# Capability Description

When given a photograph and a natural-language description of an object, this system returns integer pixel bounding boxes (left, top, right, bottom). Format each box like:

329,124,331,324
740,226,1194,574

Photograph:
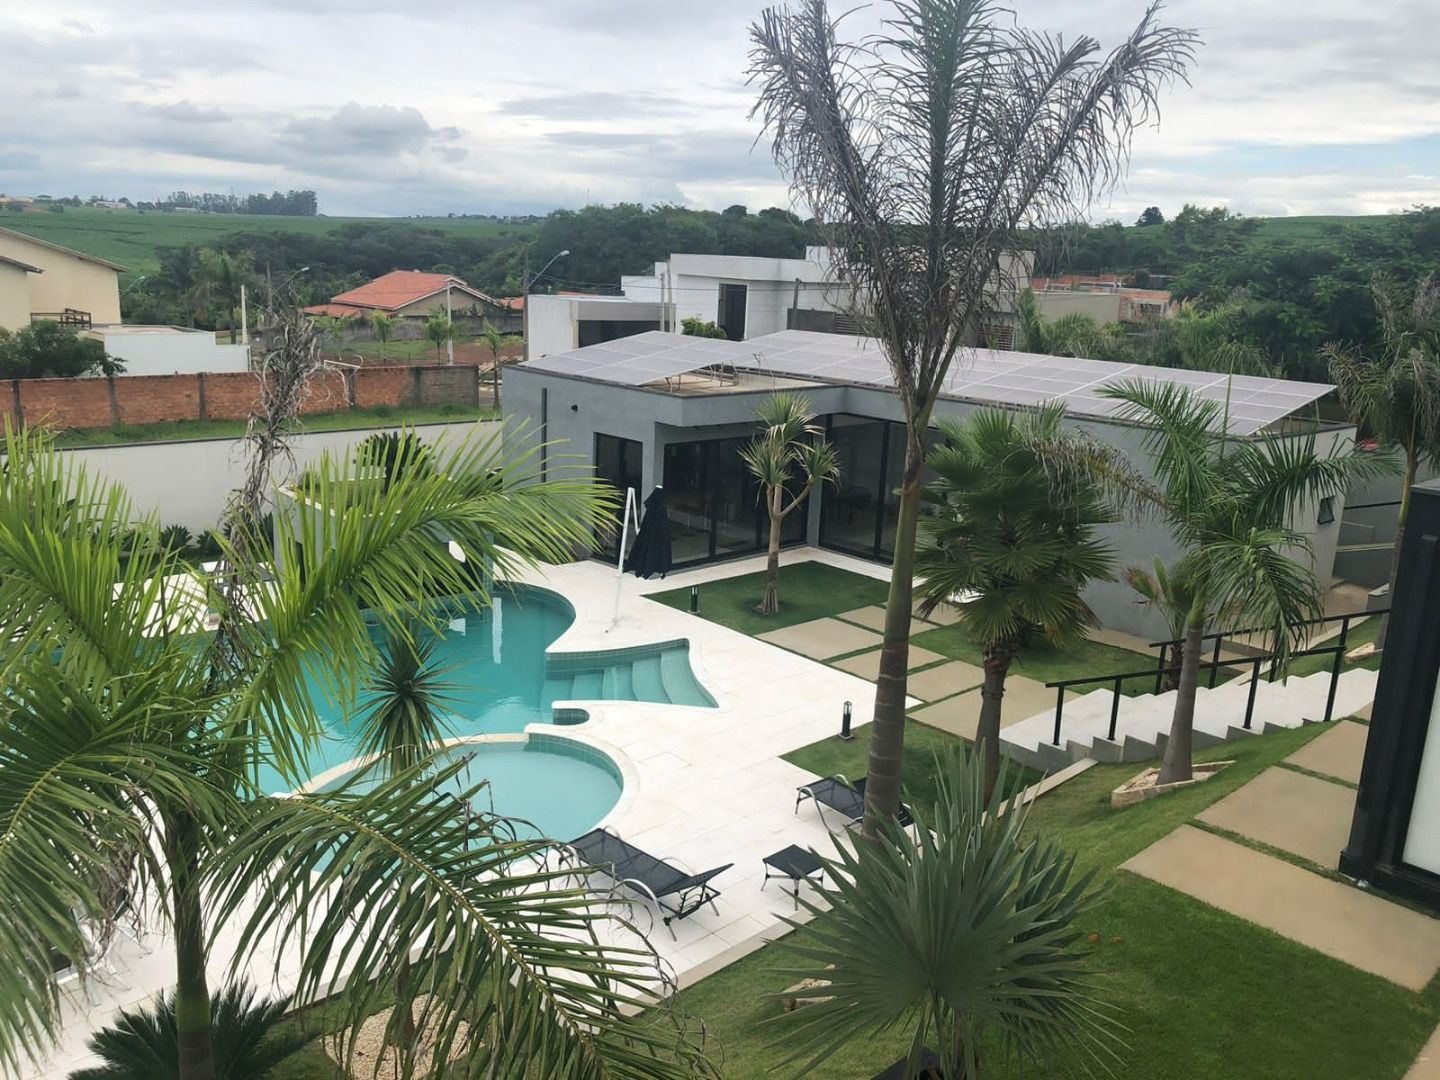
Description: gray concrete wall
61,419,503,532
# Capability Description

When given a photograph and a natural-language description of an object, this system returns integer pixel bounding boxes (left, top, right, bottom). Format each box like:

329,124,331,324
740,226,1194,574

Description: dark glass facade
662,435,806,568
819,413,933,561
593,433,643,560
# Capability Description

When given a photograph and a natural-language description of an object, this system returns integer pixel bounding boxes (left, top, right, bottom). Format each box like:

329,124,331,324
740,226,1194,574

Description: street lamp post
522,249,570,364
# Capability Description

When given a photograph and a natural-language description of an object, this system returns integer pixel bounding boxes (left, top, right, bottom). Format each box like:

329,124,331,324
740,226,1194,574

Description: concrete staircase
1000,667,1380,773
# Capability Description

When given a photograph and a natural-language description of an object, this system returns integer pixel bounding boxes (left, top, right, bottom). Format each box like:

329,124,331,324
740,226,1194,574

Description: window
1318,496,1336,525
717,284,748,341
593,434,643,559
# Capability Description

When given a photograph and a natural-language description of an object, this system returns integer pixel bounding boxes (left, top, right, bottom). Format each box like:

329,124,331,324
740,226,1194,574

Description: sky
1,0,1436,221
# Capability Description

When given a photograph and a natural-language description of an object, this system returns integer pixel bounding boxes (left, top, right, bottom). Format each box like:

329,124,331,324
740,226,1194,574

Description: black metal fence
1042,609,1386,747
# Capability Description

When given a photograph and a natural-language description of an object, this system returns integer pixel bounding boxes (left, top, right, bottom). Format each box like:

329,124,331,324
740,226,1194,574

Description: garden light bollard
690,585,699,613
840,701,853,740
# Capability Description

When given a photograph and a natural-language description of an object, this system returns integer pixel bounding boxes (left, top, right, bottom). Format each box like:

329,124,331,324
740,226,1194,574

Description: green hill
0,207,535,279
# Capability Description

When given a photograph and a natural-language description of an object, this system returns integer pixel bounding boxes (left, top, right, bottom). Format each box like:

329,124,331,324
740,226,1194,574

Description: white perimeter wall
62,419,504,531
98,332,252,375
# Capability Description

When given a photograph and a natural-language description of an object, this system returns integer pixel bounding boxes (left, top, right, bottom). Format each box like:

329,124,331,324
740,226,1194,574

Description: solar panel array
519,329,1333,436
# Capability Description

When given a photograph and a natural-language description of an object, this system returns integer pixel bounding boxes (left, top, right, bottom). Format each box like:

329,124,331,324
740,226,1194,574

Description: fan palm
1098,379,1392,784
749,0,1198,833
1322,273,1440,647
0,420,714,1080
739,393,840,614
70,984,307,1080
771,744,1115,1079
915,405,1130,799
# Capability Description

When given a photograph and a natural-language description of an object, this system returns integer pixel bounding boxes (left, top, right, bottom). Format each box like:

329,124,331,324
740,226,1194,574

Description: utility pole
445,280,454,366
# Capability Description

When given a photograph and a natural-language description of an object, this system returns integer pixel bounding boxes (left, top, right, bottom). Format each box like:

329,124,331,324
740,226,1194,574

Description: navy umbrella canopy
624,486,672,580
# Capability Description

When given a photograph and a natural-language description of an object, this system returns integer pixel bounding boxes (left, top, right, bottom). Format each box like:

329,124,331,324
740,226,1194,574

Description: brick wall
9,364,494,431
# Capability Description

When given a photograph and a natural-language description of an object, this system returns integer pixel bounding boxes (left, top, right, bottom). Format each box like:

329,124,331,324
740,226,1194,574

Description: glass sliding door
661,434,804,567
819,414,888,557
664,441,712,565
593,433,643,560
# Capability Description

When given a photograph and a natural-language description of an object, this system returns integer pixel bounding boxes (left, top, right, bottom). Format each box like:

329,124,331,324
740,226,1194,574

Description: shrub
681,316,728,339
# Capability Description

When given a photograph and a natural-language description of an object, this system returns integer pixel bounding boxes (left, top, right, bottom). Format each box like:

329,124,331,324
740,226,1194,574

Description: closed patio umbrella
624,486,672,580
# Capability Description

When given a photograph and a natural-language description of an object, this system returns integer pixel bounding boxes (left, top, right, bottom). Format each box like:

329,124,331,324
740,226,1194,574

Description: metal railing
31,308,93,329
1042,608,1386,747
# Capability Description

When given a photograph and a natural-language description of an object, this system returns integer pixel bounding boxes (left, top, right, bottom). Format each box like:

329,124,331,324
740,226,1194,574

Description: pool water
258,585,708,836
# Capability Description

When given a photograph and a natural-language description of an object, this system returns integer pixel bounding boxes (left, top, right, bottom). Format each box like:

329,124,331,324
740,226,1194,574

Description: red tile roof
319,270,499,315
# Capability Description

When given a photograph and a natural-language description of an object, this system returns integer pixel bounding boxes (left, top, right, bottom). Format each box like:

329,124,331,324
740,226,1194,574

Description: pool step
658,647,697,705
602,662,635,700
569,671,604,700
630,654,666,703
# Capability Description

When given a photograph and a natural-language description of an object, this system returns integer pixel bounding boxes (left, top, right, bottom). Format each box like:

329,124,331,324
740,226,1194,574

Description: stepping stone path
909,675,1065,741
1123,824,1440,991
757,617,882,661
839,605,935,636
1196,766,1356,867
906,661,985,702
1284,719,1368,785
832,646,946,680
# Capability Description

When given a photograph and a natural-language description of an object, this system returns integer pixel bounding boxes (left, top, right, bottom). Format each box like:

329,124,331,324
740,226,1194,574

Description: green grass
52,403,497,447
1285,615,1384,678
647,560,891,636
913,620,1165,695
1,206,536,278
674,723,1440,1079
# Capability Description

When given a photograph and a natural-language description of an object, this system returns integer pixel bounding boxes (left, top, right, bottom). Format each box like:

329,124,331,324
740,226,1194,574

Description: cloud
281,103,451,159
501,91,698,120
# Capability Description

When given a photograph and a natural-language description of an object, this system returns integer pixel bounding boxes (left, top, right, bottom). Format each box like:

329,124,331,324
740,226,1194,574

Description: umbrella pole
608,486,639,632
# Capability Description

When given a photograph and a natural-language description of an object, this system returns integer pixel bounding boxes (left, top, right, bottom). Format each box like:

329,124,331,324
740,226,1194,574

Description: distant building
304,270,506,323
1029,274,1174,324
0,226,126,330
82,325,251,376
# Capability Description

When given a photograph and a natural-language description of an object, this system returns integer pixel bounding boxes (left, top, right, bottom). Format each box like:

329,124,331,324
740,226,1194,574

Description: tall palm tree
188,249,254,343
739,393,840,614
1098,379,1391,785
749,0,1197,834
481,319,521,408
915,405,1128,799
0,426,712,1078
1323,273,1440,647
1123,558,1197,690
369,311,399,360
772,744,1115,1079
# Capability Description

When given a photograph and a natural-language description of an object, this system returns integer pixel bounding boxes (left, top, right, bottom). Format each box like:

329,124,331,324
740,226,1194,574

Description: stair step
602,662,635,701
631,654,666,702
569,671,603,700
541,677,569,705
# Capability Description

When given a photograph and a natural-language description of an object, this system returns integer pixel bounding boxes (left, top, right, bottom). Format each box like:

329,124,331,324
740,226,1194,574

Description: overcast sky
2,0,1436,221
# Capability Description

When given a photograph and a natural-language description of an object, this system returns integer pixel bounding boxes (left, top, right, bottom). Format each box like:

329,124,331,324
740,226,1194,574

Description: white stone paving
24,548,901,1078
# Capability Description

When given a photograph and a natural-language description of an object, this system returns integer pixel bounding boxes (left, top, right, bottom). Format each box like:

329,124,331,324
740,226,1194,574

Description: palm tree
749,0,1197,834
0,430,711,1072
1123,558,1197,690
772,745,1115,1079
187,249,254,343
425,310,455,364
1323,273,1440,647
369,311,399,360
1098,379,1391,785
739,393,840,614
481,319,521,408
353,626,460,1058
915,405,1128,799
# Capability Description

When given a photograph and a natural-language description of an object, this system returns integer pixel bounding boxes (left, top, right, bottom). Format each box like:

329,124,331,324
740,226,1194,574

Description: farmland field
0,207,538,279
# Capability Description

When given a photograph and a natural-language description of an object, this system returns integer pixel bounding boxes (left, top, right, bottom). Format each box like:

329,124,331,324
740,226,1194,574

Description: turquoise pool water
258,585,710,835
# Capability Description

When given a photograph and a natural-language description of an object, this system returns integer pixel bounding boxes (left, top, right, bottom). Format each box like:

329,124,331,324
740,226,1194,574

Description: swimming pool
259,584,709,835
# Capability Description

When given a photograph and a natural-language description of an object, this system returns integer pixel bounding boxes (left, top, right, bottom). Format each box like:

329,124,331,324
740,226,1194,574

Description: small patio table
761,844,825,909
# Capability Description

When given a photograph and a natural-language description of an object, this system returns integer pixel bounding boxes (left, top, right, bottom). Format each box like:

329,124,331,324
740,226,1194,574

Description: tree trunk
977,649,1012,803
1158,616,1204,785
862,440,925,836
760,486,783,615
169,814,216,1080
492,355,501,409
1375,452,1417,650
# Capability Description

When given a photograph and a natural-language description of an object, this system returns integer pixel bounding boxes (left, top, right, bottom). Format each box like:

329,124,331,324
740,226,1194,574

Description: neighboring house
82,325,251,376
1029,274,1175,324
506,329,1346,639
0,226,125,327
304,270,506,323
0,253,43,331
526,293,666,358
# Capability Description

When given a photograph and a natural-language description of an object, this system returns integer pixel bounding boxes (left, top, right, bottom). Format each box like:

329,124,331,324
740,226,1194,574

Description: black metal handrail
1042,608,1387,748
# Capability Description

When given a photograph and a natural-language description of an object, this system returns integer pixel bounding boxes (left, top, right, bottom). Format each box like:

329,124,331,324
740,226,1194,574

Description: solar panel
518,328,1333,436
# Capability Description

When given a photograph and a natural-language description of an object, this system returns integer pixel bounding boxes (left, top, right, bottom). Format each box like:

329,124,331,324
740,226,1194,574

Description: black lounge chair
795,775,914,830
566,827,733,939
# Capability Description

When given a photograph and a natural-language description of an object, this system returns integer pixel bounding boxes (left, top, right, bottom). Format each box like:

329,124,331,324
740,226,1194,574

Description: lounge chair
795,775,913,830
566,827,733,939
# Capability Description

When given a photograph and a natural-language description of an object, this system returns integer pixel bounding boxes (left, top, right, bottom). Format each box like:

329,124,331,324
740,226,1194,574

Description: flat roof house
504,329,1348,638
0,226,125,328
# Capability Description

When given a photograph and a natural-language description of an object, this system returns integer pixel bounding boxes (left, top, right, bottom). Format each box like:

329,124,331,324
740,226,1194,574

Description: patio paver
904,660,986,703
1407,1023,1440,1079
756,617,883,661
913,601,961,626
840,605,934,635
1285,720,1368,785
909,675,1071,740
832,645,946,680
1122,825,1440,990
1196,766,1354,867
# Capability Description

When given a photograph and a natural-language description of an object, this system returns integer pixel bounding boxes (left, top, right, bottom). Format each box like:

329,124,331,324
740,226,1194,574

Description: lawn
673,722,1440,1079
1285,614,1384,679
913,619,1163,695
2,206,536,278
53,402,497,447
648,560,891,637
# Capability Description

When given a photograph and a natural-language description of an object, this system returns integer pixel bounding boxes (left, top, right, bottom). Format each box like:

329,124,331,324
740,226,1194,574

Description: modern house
504,329,1348,639
526,293,667,358
0,226,126,329
304,270,509,324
